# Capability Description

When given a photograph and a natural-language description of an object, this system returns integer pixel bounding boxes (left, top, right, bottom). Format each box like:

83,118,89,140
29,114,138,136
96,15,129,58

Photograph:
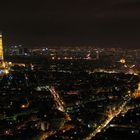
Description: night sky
0,0,140,48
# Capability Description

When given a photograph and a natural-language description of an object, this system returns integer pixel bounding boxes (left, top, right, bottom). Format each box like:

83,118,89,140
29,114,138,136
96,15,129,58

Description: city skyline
1,1,140,140
0,0,140,48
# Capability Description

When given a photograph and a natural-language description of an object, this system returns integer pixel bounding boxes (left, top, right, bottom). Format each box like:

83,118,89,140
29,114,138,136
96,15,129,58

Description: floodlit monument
0,32,9,76
0,32,4,62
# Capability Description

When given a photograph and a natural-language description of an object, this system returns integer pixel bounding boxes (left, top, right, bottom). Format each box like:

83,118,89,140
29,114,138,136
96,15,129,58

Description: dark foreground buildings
0,56,140,140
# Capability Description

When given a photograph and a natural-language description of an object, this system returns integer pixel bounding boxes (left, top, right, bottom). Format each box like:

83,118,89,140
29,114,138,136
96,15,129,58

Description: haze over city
0,1,140,140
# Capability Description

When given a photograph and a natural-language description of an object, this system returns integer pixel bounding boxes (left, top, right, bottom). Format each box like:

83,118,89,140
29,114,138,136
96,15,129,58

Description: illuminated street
85,95,131,140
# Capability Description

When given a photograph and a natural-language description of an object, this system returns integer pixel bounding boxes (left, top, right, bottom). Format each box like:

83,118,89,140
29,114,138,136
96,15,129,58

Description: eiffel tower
0,32,4,63
0,32,9,75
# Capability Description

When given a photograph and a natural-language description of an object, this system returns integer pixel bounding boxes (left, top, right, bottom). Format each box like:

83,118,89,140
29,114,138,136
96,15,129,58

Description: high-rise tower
0,33,4,61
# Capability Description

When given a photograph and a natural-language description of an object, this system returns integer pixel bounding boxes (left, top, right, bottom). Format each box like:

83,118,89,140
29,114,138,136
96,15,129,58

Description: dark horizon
0,0,140,48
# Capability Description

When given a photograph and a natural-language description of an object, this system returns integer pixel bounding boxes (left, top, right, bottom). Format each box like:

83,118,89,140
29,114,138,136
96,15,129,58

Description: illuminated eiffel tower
0,32,9,75
0,32,4,62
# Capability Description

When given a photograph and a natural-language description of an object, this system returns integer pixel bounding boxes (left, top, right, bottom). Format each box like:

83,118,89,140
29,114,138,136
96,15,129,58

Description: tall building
0,32,9,75
0,33,4,61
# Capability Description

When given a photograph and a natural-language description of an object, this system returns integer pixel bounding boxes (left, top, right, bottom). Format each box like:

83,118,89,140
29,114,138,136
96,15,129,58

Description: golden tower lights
0,32,4,61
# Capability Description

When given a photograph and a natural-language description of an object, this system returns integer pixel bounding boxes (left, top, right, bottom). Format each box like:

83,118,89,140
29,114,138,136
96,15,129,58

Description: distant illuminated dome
138,83,140,90
119,58,126,64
